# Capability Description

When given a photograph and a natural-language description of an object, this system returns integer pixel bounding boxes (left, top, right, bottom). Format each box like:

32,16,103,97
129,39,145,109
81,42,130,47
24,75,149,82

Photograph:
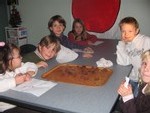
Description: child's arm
15,74,27,84
82,53,93,58
0,78,16,92
23,62,38,77
82,47,94,58
83,47,94,54
0,74,26,92
87,32,98,42
36,61,48,68
68,33,90,46
118,81,137,113
116,41,130,65
118,81,134,102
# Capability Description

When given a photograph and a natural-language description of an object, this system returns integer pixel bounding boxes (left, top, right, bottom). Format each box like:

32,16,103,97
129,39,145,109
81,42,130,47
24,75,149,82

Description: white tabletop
0,39,132,113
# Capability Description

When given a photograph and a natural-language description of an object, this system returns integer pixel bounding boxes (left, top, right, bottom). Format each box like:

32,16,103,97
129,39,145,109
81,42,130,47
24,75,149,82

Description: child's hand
36,61,48,68
26,71,35,77
82,53,93,58
83,47,94,54
25,73,32,81
15,74,26,85
117,81,133,97
87,41,93,45
82,47,94,58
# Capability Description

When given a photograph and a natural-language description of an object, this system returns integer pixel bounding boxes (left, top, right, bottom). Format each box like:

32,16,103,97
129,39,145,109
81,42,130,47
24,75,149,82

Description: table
0,39,132,113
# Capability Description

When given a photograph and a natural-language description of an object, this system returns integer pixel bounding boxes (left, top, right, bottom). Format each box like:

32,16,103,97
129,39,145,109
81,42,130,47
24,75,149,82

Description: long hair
71,18,87,41
2,43,20,73
141,49,150,62
138,49,150,85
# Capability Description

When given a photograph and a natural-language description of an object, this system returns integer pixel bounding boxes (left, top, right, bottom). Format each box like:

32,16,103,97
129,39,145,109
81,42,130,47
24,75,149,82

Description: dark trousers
1,106,42,113
1,106,63,113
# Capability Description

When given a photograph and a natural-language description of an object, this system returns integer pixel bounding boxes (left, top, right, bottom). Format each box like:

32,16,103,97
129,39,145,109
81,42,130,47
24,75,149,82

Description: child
0,43,39,112
0,42,4,73
0,43,38,91
48,15,94,58
116,17,150,96
23,35,61,67
68,18,99,46
117,49,150,113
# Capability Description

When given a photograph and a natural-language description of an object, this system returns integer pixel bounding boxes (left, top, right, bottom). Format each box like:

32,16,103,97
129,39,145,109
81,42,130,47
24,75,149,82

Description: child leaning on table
117,49,150,113
48,15,94,58
116,17,150,96
22,35,61,67
0,43,38,112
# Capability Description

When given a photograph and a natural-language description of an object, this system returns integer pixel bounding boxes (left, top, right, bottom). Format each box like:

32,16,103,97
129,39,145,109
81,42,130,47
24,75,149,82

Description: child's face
120,23,139,42
50,21,65,37
74,22,83,35
141,59,150,83
10,48,22,70
39,43,57,60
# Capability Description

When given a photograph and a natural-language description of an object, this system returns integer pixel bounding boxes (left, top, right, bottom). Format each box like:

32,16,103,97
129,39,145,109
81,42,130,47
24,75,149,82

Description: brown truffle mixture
42,64,113,86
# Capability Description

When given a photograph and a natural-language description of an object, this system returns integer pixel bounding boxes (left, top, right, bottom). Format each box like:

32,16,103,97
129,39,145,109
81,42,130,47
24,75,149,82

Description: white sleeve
116,41,130,65
143,36,150,51
0,78,16,92
23,62,38,77
56,45,78,63
122,94,134,103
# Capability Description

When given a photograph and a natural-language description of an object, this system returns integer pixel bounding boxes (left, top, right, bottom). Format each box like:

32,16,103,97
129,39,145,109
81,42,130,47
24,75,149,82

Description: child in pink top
68,18,99,46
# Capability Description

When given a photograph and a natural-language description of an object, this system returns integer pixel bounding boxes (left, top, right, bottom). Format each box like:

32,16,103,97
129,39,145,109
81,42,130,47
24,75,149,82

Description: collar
126,34,140,45
34,48,45,61
142,84,150,95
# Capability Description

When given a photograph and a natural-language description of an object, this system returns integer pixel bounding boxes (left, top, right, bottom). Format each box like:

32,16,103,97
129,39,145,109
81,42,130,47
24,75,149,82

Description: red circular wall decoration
72,0,121,33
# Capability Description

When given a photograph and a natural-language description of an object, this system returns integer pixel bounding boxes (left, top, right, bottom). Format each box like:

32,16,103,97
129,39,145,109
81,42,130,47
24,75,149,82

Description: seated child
48,15,94,58
0,43,38,112
68,18,99,46
117,49,150,113
23,35,61,67
116,17,150,96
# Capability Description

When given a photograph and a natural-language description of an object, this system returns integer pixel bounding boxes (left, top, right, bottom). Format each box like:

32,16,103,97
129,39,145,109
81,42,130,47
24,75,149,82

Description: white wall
17,0,150,45
120,0,150,36
18,0,72,45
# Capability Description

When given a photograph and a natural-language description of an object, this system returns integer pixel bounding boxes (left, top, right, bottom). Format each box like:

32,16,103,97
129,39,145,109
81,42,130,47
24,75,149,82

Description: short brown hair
119,17,139,29
48,15,66,31
39,35,60,53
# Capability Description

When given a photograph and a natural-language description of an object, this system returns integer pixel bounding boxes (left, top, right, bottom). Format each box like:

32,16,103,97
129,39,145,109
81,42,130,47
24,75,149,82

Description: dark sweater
50,33,84,49
22,51,43,63
120,84,150,113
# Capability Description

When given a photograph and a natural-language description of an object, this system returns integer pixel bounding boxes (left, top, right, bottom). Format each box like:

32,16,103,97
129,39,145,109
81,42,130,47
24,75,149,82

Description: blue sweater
51,33,84,49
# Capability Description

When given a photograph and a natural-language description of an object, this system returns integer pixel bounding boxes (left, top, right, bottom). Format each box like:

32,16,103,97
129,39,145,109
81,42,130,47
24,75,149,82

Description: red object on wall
72,0,121,33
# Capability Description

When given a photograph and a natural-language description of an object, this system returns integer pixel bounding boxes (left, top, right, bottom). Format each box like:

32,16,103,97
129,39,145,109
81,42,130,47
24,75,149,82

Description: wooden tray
42,64,113,86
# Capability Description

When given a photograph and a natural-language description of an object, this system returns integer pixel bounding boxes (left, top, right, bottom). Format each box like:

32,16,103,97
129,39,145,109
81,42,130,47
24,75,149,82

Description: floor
1,107,42,113
1,106,64,113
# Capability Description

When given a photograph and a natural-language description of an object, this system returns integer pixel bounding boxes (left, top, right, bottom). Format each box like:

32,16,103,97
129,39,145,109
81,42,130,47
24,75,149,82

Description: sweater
120,84,150,113
22,49,44,63
0,62,38,111
116,34,150,82
51,33,84,49
68,32,98,46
